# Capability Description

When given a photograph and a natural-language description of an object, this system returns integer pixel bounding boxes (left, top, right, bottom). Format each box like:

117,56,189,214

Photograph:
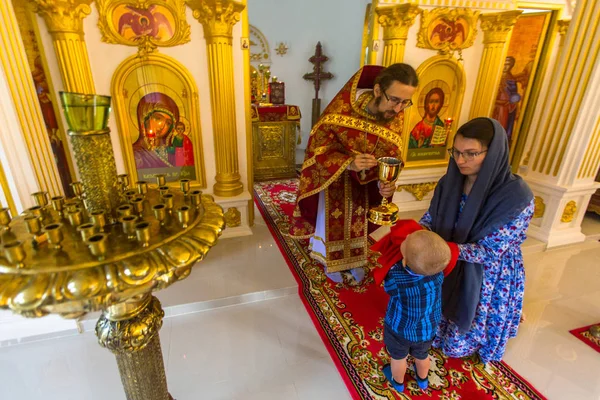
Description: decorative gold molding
417,8,480,54
187,0,244,40
188,0,246,197
0,0,64,196
224,207,241,227
95,0,191,49
377,0,514,9
533,196,545,218
397,182,437,200
29,0,93,33
376,3,420,65
30,0,95,94
560,200,577,222
479,10,522,44
557,18,570,35
468,10,521,119
111,52,207,188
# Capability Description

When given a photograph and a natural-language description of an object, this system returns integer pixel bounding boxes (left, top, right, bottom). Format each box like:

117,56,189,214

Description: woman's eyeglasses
383,90,413,109
447,148,488,161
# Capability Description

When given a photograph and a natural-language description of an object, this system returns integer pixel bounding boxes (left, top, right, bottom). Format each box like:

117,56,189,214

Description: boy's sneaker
382,364,404,392
415,373,429,390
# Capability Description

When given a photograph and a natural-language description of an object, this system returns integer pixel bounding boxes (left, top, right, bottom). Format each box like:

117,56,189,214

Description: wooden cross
303,42,333,127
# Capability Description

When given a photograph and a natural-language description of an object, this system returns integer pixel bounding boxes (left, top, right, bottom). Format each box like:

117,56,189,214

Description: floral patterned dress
420,194,535,363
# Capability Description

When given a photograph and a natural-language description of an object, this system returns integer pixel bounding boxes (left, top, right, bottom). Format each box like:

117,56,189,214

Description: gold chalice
367,157,404,226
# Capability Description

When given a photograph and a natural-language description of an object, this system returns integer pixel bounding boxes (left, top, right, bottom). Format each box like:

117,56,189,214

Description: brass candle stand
0,93,225,400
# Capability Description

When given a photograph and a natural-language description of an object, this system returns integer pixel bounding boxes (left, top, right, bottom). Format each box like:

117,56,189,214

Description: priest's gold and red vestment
289,66,405,273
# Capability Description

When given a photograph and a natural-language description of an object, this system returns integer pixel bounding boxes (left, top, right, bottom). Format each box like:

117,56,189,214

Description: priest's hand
348,154,378,172
378,181,396,198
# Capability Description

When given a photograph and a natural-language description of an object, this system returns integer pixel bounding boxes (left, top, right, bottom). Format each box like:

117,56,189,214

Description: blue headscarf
427,117,533,333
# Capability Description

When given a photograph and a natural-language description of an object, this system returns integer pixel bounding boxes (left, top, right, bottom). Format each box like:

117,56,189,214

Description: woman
420,117,534,363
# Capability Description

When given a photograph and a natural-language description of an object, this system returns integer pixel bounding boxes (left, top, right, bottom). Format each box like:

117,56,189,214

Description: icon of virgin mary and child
132,92,194,175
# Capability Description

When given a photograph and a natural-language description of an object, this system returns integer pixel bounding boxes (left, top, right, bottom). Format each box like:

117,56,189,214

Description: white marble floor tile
156,209,297,308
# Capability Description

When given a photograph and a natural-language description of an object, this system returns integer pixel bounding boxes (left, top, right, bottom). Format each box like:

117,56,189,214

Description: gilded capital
376,4,420,40
557,19,571,36
479,10,522,44
29,0,93,34
96,296,164,354
187,0,245,39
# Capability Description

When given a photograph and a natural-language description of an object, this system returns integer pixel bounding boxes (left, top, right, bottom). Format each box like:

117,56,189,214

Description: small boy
371,221,458,392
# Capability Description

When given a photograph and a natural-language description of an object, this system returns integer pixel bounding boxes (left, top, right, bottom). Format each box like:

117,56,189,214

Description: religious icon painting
112,53,206,187
417,8,480,54
402,55,466,168
493,12,552,156
96,0,191,48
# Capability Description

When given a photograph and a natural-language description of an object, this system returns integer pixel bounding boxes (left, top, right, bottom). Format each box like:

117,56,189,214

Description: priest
289,63,418,283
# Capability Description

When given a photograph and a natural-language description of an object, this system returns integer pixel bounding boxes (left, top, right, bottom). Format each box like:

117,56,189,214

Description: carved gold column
96,295,171,400
468,10,522,119
376,4,420,66
188,0,245,197
30,0,95,94
0,0,63,196
523,0,600,247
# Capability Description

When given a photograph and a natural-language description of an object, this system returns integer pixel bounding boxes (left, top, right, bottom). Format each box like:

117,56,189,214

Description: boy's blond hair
403,230,450,276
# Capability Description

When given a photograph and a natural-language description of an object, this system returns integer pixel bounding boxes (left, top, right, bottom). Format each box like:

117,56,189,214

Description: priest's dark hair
375,63,419,91
455,117,495,148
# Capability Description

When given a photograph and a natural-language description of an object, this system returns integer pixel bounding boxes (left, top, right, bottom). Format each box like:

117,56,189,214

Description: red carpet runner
255,179,546,400
569,323,600,353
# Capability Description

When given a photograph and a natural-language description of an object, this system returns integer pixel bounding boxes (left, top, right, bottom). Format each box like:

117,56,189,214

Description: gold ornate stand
97,295,171,400
0,93,225,400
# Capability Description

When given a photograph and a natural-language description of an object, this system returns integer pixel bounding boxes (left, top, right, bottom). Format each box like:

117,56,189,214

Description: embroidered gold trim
296,159,354,203
310,114,403,150
352,91,376,120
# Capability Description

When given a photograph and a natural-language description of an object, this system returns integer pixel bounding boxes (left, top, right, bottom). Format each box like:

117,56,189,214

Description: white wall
248,0,371,163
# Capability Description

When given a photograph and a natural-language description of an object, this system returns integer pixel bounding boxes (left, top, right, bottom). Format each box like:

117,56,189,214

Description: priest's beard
372,96,398,123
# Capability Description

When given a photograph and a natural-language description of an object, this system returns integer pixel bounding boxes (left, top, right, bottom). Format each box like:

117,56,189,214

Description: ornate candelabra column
521,0,600,249
187,0,245,197
468,10,522,119
0,93,225,400
376,4,420,66
0,0,63,198
29,0,95,94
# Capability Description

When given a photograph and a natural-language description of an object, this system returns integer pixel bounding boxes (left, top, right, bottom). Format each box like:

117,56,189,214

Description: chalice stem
381,197,388,207
96,295,173,400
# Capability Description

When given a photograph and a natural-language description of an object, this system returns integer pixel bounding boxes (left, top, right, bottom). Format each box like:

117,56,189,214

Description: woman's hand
378,181,396,197
348,154,378,172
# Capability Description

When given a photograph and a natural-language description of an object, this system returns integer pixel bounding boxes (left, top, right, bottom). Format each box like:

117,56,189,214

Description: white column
0,60,40,213
523,0,600,247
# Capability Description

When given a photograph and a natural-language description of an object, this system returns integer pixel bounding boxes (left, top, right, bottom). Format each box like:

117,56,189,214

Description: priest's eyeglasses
448,148,488,161
383,90,413,109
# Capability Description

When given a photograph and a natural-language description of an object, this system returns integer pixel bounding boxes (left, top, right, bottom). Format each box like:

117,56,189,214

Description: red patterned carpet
254,179,546,400
569,323,600,353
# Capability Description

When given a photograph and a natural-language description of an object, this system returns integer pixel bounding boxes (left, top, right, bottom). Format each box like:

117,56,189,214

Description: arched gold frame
111,52,207,187
402,54,466,169
96,0,191,47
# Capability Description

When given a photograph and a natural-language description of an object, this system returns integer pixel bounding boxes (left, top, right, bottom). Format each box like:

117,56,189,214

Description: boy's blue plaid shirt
383,261,443,342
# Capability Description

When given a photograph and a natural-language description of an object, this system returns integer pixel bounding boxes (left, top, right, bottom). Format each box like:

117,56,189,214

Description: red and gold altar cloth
250,104,301,122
